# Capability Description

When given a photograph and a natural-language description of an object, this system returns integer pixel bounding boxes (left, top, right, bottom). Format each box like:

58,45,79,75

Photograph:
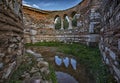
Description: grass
25,41,63,47
9,53,36,83
25,42,116,83
9,53,57,83
49,65,58,83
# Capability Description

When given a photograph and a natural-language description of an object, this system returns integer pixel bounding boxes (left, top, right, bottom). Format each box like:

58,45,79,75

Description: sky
23,0,82,11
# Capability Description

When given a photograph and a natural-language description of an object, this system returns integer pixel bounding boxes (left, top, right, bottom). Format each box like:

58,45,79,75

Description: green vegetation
25,42,115,83
55,17,69,30
72,16,77,27
9,53,57,83
63,18,69,29
49,65,58,83
9,53,37,83
55,17,61,30
25,41,63,47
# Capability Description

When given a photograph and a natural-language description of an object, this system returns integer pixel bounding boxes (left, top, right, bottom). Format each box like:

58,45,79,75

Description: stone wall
23,0,101,46
0,0,23,82
99,0,120,82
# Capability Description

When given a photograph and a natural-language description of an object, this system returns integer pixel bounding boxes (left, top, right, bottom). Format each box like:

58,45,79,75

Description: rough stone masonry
0,0,24,82
99,0,120,82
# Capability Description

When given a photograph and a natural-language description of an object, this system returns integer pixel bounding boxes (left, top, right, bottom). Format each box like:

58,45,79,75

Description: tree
55,17,61,30
63,18,69,29
72,16,77,27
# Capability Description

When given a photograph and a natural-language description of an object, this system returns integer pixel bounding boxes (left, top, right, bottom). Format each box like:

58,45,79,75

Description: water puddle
63,57,69,68
28,47,95,83
55,56,77,70
70,58,77,70
54,55,78,83
56,71,78,83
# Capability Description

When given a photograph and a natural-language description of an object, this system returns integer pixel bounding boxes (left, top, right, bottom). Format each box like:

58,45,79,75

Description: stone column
76,14,81,27
77,21,82,27
61,18,64,30
68,17,72,29
30,28,37,44
0,0,23,82
89,22,94,33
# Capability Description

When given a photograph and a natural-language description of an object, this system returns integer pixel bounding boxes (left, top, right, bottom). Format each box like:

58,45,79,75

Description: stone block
2,61,16,79
37,61,49,68
14,0,20,15
0,63,3,69
118,39,120,50
113,65,120,79
109,50,116,60
0,0,23,82
0,0,2,4
0,53,5,57
105,58,110,65
30,30,37,36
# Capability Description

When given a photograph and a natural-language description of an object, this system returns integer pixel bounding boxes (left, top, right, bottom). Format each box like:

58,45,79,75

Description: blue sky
23,0,82,10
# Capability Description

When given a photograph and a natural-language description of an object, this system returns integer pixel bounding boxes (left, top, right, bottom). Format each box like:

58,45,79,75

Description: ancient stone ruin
23,0,101,46
0,0,120,82
0,0,24,82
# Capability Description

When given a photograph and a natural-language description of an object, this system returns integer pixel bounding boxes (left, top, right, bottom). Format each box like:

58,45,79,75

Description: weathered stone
0,63,3,69
36,58,44,62
113,65,120,79
0,0,2,4
40,67,49,75
0,0,23,82
4,56,11,63
16,36,21,41
7,48,12,54
26,50,42,58
21,72,30,79
114,61,119,66
30,67,39,73
37,61,49,68
2,61,16,79
118,39,120,50
14,0,20,15
30,29,37,36
32,72,42,77
9,44,15,48
105,58,109,65
99,0,120,82
0,0,119,82
12,37,18,42
109,50,116,60
23,0,100,45
17,50,22,56
43,80,49,83
0,53,5,57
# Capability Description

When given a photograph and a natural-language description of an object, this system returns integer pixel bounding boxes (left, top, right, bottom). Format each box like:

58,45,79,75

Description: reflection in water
63,57,69,68
56,71,78,83
54,56,77,70
70,58,77,70
55,56,62,66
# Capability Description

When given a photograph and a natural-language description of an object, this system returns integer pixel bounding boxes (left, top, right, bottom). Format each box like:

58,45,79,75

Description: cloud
23,4,32,7
22,0,28,4
23,3,32,7
22,0,32,7
32,4,40,9
22,0,40,9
